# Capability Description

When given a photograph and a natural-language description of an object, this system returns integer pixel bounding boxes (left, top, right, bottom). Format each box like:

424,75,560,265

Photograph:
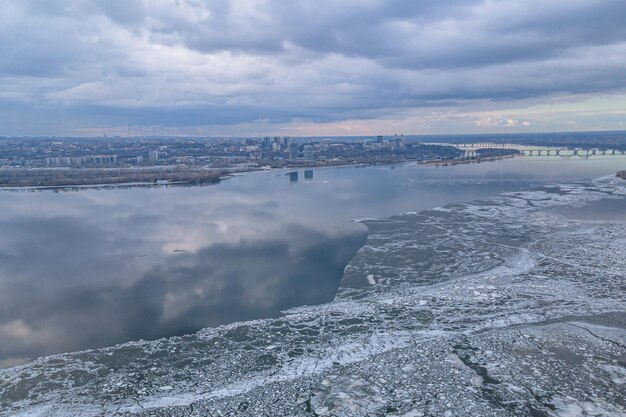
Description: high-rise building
90,155,117,165
303,145,314,161
148,150,159,161
289,143,299,160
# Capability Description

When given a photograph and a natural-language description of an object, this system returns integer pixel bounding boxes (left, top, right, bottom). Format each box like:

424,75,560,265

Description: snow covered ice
1,176,625,416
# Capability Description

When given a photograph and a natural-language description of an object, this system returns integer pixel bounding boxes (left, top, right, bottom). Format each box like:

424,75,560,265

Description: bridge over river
444,143,626,158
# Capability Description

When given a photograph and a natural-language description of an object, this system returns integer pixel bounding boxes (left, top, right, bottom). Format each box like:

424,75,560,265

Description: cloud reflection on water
0,215,365,359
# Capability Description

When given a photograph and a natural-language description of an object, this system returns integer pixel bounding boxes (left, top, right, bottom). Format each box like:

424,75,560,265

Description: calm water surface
0,156,624,363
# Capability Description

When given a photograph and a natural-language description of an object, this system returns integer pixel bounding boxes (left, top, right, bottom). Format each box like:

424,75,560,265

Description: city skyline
2,0,626,137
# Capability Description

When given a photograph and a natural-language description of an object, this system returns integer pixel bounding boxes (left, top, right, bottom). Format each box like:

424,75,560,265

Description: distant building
148,150,159,161
70,156,84,167
303,145,314,161
46,156,84,167
289,143,299,160
90,155,117,165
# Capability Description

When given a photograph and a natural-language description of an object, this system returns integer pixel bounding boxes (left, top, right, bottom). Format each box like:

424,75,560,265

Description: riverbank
0,157,457,190
0,166,231,189
4,149,600,190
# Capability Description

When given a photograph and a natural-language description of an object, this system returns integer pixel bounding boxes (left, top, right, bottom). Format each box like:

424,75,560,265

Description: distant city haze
1,0,626,136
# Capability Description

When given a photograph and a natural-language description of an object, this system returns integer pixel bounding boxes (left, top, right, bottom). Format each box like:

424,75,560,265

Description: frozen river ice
1,174,624,416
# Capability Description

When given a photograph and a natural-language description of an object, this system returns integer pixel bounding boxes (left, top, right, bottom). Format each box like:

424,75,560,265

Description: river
0,155,624,364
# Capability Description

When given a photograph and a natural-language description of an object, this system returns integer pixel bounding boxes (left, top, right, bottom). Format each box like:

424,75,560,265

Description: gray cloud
1,0,625,134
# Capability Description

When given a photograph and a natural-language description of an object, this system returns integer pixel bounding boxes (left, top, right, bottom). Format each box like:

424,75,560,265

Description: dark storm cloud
0,0,625,133
107,0,626,69
143,1,472,56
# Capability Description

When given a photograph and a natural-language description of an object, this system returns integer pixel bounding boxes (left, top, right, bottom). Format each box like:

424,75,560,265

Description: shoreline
0,154,519,191
0,167,230,191
0,176,231,192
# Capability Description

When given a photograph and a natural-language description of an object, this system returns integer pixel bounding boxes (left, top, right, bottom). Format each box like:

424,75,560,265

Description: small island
618,170,626,179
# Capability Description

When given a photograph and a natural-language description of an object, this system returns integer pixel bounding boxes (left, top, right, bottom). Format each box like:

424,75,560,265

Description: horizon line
2,129,626,140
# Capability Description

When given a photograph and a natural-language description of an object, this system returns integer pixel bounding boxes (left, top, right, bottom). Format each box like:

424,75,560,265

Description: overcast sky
2,0,626,137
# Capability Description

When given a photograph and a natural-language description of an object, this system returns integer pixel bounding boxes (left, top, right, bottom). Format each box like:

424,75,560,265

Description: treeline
617,170,626,180
0,167,229,188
